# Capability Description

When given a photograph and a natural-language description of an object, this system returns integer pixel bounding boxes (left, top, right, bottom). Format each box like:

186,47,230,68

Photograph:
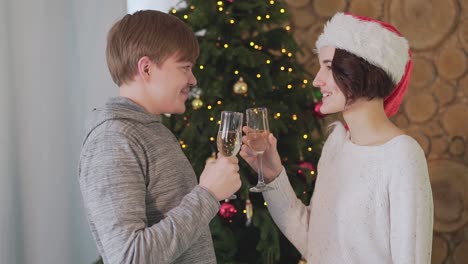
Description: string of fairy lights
171,0,319,170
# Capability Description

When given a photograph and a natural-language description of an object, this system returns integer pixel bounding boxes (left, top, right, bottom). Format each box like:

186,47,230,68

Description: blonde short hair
106,10,199,86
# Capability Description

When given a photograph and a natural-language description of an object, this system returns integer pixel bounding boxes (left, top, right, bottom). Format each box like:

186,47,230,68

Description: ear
137,56,152,82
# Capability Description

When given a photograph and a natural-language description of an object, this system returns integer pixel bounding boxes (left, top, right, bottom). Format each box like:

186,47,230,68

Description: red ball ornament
297,161,316,178
219,202,237,219
313,102,325,118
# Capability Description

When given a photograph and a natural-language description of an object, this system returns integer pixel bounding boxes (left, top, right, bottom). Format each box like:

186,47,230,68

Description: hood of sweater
83,96,162,144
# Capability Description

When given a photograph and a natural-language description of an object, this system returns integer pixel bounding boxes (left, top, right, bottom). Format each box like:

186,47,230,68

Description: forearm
263,167,310,256
85,185,219,264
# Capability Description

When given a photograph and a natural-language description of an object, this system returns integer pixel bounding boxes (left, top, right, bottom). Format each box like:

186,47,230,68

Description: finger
241,135,248,144
243,126,252,134
268,133,277,147
240,145,256,157
228,156,239,164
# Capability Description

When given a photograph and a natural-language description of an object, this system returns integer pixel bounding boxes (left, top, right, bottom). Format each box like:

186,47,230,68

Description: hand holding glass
217,111,243,199
246,107,271,192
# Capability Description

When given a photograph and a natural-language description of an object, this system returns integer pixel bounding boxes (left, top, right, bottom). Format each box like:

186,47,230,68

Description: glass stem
257,153,265,185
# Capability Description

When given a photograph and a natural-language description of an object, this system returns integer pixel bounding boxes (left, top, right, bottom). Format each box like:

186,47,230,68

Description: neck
342,99,401,146
119,81,156,114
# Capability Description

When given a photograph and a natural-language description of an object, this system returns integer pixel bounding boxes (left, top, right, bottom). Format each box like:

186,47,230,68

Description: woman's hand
239,126,283,183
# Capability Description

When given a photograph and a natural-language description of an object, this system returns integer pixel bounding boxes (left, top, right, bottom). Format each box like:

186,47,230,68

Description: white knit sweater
263,123,433,263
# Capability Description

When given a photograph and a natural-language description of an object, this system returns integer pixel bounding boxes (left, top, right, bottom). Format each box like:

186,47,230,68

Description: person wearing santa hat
240,12,433,263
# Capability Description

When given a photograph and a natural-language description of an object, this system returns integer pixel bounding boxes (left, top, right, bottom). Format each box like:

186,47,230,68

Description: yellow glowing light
288,53,292,57
288,68,293,72
287,84,293,89
171,9,177,14
190,5,195,10
229,19,235,24
292,114,298,120
270,0,275,4
303,134,308,139
199,65,204,70
266,59,271,64
217,100,222,105
179,140,184,144
265,14,270,19
210,137,215,141
217,121,221,125
311,171,315,175
183,15,189,19
234,70,239,74
243,210,247,213
182,144,187,149
207,105,212,109
217,1,223,6
303,79,308,84
280,8,285,13
256,74,261,78
254,45,259,49
276,113,281,117
224,43,229,48
210,117,214,121
308,147,313,152
218,7,223,11
257,16,262,21
264,202,268,206
280,66,285,71
285,25,291,31
281,48,286,53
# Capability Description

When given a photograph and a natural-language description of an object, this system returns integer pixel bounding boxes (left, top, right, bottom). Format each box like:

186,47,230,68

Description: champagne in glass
217,111,243,199
246,107,271,192
217,131,241,157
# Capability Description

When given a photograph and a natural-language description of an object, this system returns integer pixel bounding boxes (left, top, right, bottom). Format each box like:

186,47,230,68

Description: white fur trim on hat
316,13,409,84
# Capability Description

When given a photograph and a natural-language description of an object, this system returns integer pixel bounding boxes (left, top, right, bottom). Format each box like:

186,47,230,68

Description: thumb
268,133,277,148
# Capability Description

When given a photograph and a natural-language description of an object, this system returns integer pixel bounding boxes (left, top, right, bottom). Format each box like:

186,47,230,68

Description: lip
321,90,332,100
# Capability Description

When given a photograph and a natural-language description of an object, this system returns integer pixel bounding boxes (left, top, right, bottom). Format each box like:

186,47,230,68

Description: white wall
127,0,185,13
0,0,126,263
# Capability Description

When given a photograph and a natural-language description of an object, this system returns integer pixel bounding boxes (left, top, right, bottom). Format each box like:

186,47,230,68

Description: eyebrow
322,59,332,64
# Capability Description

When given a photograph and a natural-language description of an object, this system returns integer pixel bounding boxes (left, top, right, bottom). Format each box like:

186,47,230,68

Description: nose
312,70,325,88
188,71,197,87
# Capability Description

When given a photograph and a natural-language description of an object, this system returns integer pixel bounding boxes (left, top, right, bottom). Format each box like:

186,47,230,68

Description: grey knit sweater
78,97,219,264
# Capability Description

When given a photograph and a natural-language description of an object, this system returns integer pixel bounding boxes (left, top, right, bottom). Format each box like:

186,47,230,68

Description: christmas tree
164,1,325,263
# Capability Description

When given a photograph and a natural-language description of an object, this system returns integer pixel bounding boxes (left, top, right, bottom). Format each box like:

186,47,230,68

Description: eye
181,65,192,72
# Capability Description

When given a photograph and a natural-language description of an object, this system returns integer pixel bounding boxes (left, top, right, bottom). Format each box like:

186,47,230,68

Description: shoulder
386,135,430,184
385,135,426,161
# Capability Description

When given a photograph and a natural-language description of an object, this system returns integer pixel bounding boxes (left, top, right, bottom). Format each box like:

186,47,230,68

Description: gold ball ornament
191,98,204,110
233,77,248,95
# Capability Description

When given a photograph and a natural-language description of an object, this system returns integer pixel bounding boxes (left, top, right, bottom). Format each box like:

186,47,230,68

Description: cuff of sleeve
263,167,298,204
194,185,220,219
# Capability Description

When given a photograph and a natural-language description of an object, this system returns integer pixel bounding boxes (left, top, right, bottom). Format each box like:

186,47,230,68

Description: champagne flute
246,107,271,192
217,111,243,199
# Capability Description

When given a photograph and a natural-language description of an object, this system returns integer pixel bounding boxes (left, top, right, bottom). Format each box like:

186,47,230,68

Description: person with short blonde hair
79,10,241,264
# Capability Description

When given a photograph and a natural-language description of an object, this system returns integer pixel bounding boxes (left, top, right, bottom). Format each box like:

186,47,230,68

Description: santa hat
315,12,413,117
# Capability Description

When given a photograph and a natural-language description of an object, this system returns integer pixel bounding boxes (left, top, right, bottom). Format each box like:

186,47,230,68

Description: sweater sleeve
388,140,433,264
78,131,219,264
262,167,310,256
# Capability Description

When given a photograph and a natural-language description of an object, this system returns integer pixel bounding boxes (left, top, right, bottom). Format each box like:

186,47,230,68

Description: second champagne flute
246,107,271,192
217,111,243,199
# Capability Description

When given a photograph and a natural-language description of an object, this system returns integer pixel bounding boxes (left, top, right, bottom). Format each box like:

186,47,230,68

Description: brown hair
106,10,199,86
331,48,395,104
